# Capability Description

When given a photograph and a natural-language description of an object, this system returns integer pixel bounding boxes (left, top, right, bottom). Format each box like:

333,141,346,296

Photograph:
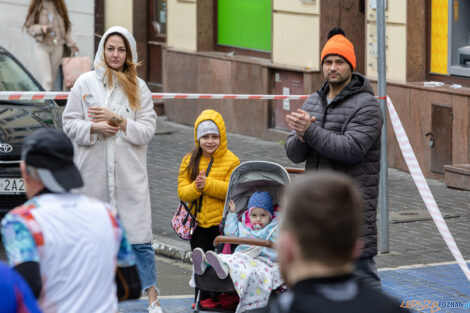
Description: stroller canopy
223,161,290,216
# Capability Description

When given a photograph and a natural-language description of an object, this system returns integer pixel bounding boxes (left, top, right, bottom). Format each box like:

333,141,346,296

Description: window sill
369,78,470,97
426,73,470,88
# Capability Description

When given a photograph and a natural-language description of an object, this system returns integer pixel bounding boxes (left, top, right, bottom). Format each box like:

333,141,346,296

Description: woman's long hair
104,32,141,111
186,146,203,181
24,0,71,33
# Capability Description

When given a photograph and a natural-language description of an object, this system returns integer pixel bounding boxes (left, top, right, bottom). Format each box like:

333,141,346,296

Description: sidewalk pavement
120,261,470,313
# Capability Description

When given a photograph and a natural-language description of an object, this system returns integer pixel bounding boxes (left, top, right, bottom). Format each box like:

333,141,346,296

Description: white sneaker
205,251,229,279
192,248,207,275
148,300,164,313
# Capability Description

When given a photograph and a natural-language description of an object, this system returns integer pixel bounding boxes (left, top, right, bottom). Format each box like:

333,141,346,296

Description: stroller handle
285,167,305,174
213,236,274,248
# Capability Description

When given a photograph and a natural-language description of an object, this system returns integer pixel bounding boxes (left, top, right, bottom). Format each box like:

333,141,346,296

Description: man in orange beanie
284,28,383,289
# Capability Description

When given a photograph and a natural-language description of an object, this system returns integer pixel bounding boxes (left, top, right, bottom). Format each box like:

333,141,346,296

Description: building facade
93,0,470,182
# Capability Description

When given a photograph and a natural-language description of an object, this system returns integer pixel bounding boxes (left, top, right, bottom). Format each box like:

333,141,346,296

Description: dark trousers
354,257,382,290
190,225,220,252
190,225,221,301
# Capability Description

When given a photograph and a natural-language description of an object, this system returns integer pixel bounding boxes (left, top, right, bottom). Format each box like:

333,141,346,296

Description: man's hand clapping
285,109,316,142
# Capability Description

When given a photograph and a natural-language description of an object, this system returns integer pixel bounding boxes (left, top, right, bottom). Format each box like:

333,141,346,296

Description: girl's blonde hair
24,0,71,33
104,32,141,111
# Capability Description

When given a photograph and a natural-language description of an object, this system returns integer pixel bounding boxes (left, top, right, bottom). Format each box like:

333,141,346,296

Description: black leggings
190,225,221,301
190,225,221,252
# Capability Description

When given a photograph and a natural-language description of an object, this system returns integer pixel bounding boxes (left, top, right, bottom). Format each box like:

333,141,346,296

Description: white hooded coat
62,26,157,244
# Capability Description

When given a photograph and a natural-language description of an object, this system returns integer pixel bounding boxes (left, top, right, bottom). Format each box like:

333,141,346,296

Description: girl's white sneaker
205,251,229,279
192,248,207,275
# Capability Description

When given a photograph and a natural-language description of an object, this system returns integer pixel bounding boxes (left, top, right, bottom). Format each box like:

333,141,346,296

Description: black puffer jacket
285,73,383,258
263,275,409,313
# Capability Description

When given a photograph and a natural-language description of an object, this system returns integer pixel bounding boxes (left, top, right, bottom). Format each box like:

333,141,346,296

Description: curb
152,234,192,264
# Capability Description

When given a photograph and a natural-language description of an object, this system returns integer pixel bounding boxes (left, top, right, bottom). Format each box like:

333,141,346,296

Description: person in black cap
20,127,84,196
1,128,141,313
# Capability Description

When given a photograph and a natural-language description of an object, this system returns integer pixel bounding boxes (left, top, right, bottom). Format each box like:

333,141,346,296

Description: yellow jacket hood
193,110,227,159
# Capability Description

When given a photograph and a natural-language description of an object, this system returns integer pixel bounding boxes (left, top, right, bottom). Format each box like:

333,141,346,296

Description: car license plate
0,178,25,194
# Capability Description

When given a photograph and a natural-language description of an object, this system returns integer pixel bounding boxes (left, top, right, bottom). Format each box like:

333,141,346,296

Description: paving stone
118,263,470,312
380,263,470,313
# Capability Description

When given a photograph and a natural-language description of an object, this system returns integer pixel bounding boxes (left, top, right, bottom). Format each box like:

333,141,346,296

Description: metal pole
377,0,389,253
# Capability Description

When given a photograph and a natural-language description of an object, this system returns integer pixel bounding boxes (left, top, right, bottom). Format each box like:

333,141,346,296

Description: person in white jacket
23,0,79,90
62,26,162,313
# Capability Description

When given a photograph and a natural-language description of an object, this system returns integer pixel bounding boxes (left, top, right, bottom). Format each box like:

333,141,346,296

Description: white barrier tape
386,96,470,281
0,91,310,101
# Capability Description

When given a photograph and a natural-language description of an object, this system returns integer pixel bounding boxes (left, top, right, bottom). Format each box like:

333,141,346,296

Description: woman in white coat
62,26,162,313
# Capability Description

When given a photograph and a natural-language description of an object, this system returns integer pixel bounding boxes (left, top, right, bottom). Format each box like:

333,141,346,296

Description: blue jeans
132,243,159,293
354,257,382,290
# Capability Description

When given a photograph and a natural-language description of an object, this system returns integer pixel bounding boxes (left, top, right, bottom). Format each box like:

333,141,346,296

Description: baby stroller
193,161,290,313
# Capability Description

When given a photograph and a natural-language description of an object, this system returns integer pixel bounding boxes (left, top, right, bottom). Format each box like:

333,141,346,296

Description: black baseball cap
21,128,83,192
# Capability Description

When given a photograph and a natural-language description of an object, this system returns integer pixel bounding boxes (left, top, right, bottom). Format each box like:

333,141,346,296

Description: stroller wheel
206,251,229,279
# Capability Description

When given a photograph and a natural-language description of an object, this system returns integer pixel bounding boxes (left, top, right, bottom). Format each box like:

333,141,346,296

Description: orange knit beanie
321,28,356,70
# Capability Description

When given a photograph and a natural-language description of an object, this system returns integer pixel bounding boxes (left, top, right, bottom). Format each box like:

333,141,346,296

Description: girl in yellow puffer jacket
178,109,240,254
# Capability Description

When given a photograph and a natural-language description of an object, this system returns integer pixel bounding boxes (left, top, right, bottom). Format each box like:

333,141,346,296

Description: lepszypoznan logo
0,143,13,153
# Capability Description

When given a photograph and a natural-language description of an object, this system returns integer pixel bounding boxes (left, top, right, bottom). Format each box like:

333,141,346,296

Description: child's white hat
197,120,219,141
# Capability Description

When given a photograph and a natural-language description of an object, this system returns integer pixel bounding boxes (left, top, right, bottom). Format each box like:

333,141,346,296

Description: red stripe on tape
55,94,68,100
8,94,21,100
32,94,45,100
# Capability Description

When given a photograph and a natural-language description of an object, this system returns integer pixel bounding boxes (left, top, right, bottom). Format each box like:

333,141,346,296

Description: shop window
146,0,167,91
429,0,470,78
216,0,271,58
448,0,470,77
151,0,167,36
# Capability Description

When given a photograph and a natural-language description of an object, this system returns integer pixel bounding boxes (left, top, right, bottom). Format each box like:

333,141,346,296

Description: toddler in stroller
192,191,283,312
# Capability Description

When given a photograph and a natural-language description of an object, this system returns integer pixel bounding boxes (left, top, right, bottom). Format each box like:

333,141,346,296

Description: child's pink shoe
192,248,207,275
205,251,229,279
